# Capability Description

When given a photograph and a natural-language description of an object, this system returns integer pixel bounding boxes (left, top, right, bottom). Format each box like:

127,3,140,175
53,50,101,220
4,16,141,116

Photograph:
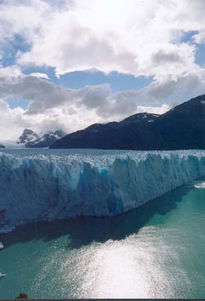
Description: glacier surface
1,149,205,233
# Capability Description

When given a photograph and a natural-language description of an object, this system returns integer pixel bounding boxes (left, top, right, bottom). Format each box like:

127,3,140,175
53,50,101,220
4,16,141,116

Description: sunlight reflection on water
57,226,186,298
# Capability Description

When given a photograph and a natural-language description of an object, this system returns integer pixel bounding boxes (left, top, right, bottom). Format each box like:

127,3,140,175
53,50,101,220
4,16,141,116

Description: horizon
1,0,205,140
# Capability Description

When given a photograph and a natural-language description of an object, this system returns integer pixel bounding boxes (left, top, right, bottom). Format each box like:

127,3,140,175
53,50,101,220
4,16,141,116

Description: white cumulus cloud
0,0,204,78
0,0,205,140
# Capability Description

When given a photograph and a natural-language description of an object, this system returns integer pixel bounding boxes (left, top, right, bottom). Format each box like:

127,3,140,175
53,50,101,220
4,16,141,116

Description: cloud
0,65,22,78
0,70,112,114
0,66,204,141
0,70,113,138
0,99,27,140
0,0,49,54
1,0,205,140
146,71,205,102
0,0,205,78
28,72,49,79
152,51,183,65
94,70,205,119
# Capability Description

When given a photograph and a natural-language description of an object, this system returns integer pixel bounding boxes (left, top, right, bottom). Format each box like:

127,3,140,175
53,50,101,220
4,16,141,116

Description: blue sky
1,0,205,140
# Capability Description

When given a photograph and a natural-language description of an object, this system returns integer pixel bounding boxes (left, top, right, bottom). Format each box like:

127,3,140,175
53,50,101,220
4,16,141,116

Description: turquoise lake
1,178,205,298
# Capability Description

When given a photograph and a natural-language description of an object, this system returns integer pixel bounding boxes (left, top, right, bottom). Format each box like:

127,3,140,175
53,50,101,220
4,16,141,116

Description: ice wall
1,150,205,233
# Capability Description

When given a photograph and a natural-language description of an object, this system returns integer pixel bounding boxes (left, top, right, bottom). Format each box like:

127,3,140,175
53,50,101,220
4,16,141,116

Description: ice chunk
193,181,205,188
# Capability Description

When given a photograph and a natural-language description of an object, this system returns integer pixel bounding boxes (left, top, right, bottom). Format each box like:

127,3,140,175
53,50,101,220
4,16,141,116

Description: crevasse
1,149,205,233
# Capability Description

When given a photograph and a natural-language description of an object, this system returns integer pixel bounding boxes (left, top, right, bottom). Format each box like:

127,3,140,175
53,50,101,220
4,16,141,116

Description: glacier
1,149,205,233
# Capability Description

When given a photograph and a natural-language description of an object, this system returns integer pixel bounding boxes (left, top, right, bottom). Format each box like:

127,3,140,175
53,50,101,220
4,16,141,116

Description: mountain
50,94,205,150
17,129,66,148
17,129,39,146
51,112,159,149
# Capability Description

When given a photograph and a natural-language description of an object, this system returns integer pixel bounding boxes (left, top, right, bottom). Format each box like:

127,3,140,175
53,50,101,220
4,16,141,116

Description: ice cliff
1,149,205,233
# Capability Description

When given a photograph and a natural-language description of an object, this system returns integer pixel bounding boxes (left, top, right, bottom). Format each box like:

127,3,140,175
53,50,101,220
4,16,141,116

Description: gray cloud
1,71,205,121
0,67,205,140
152,50,184,65
147,73,205,102
0,74,112,114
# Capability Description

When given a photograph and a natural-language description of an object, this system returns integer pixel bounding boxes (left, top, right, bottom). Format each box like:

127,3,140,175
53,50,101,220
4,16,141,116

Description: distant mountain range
17,129,66,148
51,94,205,150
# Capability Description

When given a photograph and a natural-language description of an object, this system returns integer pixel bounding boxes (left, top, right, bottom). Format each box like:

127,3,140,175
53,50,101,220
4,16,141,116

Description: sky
1,0,205,140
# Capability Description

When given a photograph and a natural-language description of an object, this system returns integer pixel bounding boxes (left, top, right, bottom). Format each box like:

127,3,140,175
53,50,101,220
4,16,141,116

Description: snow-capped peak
17,129,66,148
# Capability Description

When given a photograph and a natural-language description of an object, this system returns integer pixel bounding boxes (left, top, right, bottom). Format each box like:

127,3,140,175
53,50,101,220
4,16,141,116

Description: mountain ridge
51,94,205,150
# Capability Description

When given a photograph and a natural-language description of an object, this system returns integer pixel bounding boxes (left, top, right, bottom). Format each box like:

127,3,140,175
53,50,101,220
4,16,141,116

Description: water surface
1,178,205,298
